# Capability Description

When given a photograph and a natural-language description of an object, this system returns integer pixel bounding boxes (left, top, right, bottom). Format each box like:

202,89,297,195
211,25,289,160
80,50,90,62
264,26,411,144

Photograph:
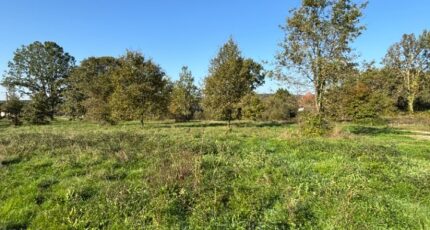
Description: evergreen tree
2,92,24,126
23,92,50,124
203,38,265,126
169,66,200,121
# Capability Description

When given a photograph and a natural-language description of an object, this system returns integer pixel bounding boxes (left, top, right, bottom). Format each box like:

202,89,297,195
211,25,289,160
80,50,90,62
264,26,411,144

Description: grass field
0,119,429,229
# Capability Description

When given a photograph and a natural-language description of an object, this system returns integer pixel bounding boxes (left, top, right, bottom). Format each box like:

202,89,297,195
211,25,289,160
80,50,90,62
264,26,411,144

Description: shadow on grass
146,121,293,129
349,126,409,136
1,156,22,166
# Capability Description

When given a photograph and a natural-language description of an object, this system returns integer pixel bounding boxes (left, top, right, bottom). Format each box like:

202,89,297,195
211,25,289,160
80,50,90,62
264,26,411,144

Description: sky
0,0,429,100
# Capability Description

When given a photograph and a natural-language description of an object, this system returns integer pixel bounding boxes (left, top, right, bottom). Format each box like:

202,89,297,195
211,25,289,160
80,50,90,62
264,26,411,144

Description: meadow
0,119,429,229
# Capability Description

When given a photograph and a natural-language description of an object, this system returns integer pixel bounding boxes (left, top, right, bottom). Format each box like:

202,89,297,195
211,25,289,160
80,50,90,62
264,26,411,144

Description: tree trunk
140,114,144,127
407,94,415,113
13,115,18,126
314,83,323,113
313,68,324,114
406,71,414,113
49,112,54,120
314,94,321,113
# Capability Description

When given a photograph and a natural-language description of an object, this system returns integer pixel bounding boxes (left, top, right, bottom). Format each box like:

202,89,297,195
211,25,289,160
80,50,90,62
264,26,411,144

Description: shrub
298,112,333,136
2,94,24,126
168,66,200,122
239,93,264,121
23,93,50,125
262,89,298,121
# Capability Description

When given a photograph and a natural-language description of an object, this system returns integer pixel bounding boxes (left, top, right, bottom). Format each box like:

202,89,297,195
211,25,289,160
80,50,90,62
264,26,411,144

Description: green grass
0,119,429,229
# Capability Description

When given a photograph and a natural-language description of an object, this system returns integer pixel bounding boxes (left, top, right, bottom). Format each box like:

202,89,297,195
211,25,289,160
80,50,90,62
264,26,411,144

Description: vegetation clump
298,112,333,136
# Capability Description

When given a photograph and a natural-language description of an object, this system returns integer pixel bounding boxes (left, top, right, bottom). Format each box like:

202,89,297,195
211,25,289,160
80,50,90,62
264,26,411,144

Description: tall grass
0,120,429,229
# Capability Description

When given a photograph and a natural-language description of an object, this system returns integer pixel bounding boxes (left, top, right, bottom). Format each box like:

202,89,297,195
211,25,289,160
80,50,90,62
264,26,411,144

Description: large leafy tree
65,56,118,123
383,31,430,113
203,38,265,125
276,0,367,113
2,41,75,119
109,51,171,125
169,66,200,121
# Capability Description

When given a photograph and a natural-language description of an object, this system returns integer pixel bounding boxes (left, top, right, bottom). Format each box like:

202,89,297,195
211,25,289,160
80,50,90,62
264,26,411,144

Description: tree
239,93,265,121
276,0,367,113
23,92,50,124
383,31,430,113
66,56,118,123
109,51,171,125
2,92,24,126
262,89,298,121
325,70,394,121
203,38,265,126
2,41,75,119
415,72,430,111
62,80,86,120
169,66,200,122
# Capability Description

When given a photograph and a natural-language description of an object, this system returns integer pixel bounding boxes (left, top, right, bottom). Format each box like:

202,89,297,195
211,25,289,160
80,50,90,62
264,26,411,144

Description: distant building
298,92,316,112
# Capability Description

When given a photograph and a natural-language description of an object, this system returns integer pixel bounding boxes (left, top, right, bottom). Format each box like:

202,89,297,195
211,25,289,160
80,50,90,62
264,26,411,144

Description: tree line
1,0,429,126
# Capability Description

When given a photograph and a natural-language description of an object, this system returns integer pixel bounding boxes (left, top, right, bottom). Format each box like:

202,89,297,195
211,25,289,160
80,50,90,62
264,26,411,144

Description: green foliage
67,56,118,123
62,79,86,120
298,112,333,136
1,41,75,119
169,66,201,121
110,51,171,124
0,120,429,229
203,38,265,123
415,69,430,111
239,93,265,120
2,93,24,126
383,30,430,113
23,93,50,124
276,0,367,112
325,67,396,121
416,88,430,111
262,89,298,121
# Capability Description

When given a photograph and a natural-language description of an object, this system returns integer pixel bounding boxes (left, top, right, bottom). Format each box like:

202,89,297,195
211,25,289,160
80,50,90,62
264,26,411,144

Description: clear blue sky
1,0,429,100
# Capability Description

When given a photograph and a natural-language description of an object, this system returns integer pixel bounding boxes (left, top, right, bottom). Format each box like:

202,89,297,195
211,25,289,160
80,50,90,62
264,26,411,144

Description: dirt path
403,130,430,141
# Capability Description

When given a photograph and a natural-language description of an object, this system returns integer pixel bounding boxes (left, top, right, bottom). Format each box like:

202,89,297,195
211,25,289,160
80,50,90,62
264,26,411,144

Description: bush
23,93,50,125
83,98,116,125
239,93,264,121
2,94,24,126
262,89,298,121
325,68,396,121
298,112,333,136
